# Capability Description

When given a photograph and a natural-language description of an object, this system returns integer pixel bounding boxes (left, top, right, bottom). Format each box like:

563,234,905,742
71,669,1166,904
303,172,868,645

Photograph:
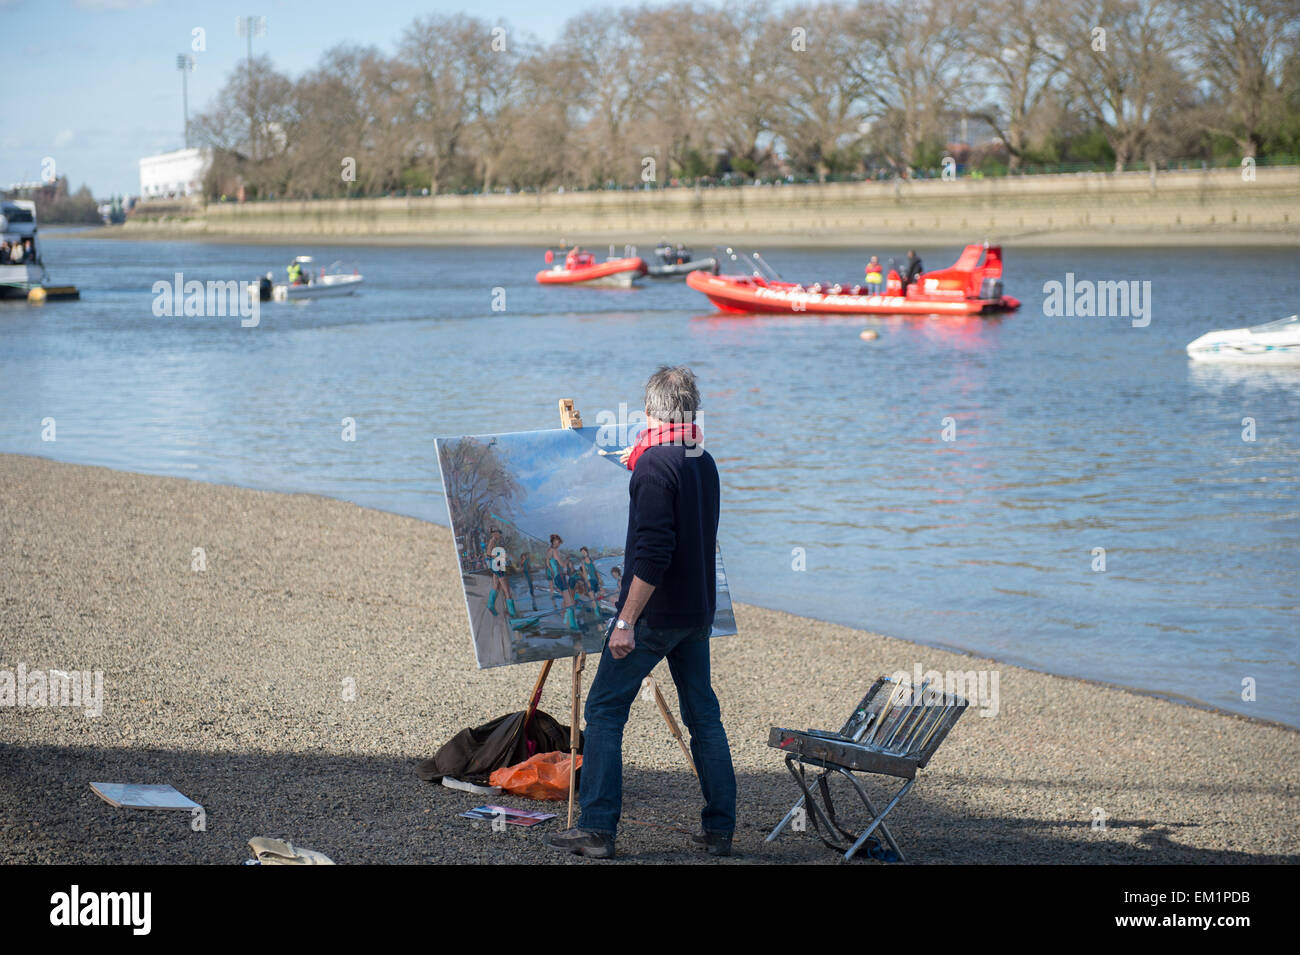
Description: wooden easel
532,398,697,828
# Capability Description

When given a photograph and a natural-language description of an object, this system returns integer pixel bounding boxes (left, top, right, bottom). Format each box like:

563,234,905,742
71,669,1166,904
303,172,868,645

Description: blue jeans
577,622,736,837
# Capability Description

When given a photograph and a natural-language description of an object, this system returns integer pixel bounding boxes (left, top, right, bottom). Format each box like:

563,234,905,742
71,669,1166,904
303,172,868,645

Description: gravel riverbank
2,454,1296,864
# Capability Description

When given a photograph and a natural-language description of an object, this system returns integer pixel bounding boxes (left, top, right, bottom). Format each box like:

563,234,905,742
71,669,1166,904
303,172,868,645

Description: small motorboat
254,256,363,302
536,246,647,288
1186,315,1300,363
645,242,719,280
686,243,1021,316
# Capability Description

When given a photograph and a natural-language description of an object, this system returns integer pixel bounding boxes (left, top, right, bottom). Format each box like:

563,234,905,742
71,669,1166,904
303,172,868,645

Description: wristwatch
615,618,632,631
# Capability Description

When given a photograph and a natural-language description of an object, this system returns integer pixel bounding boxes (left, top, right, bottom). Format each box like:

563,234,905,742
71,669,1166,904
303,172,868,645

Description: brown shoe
543,827,615,859
690,830,733,857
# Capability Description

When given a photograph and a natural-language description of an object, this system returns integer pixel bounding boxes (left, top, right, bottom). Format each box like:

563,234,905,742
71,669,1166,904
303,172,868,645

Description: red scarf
626,422,702,472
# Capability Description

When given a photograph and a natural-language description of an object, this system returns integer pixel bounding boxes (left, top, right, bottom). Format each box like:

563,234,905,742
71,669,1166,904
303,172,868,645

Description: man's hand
618,446,634,467
609,576,656,660
609,626,635,659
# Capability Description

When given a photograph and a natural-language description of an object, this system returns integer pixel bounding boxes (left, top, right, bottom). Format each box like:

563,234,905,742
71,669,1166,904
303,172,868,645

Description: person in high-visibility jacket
865,256,884,294
287,261,303,285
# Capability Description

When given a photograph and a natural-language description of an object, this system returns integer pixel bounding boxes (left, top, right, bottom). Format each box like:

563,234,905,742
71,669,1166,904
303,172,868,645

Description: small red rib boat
536,247,648,288
686,244,1021,316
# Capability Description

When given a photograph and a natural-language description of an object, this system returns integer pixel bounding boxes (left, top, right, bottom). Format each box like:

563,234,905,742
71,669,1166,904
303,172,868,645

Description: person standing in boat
564,246,593,270
865,256,884,294
903,250,924,289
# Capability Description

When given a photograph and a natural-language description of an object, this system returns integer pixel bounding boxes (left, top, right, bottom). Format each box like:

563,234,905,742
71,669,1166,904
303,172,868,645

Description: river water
3,234,1297,724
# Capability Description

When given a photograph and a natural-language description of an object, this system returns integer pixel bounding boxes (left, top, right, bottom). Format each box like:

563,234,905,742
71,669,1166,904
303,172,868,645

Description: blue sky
1,0,662,197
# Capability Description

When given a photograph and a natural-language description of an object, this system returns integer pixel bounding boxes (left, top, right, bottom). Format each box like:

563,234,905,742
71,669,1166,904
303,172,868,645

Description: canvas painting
436,426,737,668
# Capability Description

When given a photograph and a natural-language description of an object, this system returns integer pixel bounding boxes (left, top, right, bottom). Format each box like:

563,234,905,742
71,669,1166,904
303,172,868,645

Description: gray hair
644,365,700,424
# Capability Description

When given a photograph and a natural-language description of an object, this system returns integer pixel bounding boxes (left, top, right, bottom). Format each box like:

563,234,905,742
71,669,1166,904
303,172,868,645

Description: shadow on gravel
2,743,1293,865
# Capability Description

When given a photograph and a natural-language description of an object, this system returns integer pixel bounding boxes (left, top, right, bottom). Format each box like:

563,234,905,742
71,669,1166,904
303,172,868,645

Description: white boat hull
0,263,42,298
1187,315,1300,363
270,274,363,301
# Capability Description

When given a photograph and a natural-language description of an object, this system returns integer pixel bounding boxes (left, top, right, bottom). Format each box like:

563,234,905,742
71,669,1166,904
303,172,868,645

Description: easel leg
513,660,554,757
644,677,697,776
557,398,587,830
567,652,586,827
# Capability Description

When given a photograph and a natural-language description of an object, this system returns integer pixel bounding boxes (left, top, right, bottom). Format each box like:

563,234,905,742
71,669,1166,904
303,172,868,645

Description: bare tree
773,2,868,180
467,24,530,193
555,12,651,187
845,0,976,172
494,46,581,191
626,3,715,181
693,2,788,176
284,45,380,198
968,0,1061,172
1044,0,1190,172
397,15,484,194
191,54,295,198
1187,0,1300,159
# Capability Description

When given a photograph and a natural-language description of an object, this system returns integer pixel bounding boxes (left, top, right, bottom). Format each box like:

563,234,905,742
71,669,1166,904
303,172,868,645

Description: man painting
544,366,737,860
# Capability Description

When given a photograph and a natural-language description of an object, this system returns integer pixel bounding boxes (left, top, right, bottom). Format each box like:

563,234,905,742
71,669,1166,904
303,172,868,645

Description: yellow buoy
27,286,47,305
859,328,878,341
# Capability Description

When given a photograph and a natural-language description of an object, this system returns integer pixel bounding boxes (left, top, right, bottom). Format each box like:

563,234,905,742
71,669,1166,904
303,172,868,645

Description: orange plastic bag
489,751,582,801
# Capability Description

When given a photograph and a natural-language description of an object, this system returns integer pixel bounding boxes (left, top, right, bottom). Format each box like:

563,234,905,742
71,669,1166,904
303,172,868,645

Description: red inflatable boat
686,244,1021,315
536,247,648,288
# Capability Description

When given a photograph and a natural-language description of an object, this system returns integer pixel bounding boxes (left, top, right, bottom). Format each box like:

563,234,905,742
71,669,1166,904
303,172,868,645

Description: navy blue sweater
616,443,720,630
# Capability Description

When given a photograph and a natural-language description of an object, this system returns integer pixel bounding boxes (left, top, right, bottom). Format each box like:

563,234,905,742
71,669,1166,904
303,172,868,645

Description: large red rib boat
686,243,1021,316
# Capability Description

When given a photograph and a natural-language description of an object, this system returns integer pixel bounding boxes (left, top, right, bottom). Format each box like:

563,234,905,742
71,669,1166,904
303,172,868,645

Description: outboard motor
979,277,1003,301
258,273,273,302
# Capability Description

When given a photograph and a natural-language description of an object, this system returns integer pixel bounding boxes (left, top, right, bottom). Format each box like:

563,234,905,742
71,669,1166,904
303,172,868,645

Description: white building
138,148,211,199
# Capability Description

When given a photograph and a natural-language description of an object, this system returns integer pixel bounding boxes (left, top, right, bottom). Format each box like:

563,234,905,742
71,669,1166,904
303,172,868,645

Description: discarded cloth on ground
416,709,581,786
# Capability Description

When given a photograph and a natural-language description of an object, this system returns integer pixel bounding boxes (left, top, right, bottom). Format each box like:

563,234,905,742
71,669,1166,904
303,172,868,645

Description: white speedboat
1186,315,1300,363
254,257,363,302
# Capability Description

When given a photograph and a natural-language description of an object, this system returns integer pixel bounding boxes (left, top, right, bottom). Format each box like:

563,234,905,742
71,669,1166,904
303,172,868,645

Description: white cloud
52,129,76,149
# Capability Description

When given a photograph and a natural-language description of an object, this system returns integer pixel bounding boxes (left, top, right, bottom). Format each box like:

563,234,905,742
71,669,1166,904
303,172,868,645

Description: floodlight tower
176,54,195,149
